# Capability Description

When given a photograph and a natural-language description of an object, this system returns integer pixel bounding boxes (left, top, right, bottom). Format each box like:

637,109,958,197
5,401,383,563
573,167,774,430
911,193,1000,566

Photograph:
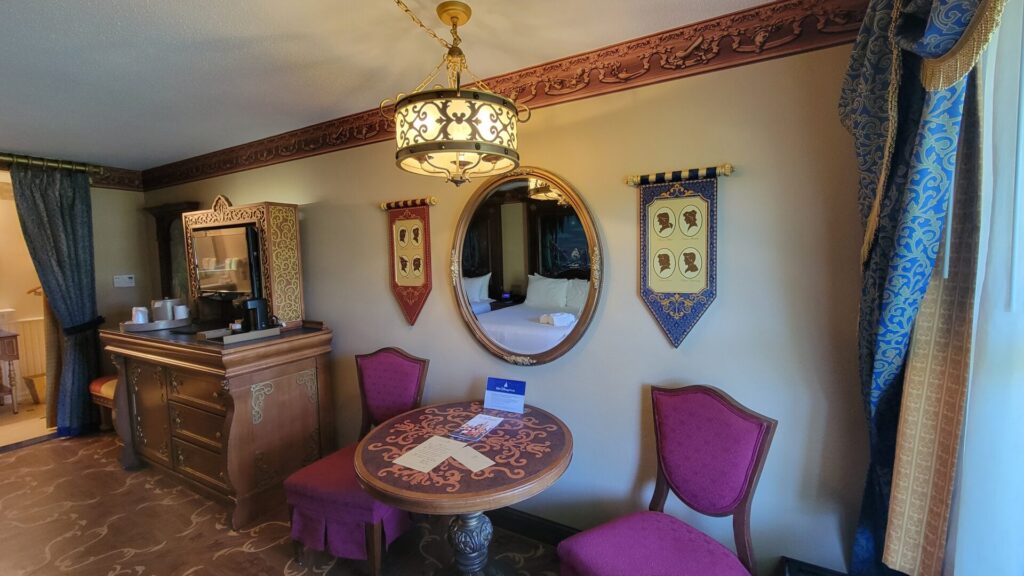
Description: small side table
356,401,573,575
0,330,19,414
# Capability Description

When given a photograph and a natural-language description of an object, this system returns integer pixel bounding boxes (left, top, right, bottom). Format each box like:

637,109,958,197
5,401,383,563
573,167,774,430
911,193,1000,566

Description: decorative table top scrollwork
355,401,573,515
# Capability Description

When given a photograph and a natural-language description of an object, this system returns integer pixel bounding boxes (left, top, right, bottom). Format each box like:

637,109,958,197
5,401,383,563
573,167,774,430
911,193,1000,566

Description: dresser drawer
169,402,225,453
168,370,227,415
172,438,228,493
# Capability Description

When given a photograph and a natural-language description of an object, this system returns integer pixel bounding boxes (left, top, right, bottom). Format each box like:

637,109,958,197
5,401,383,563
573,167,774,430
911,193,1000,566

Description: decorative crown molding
141,0,866,191
93,166,145,192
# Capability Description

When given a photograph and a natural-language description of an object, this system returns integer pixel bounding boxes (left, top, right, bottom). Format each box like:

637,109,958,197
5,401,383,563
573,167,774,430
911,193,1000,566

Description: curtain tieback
62,316,105,336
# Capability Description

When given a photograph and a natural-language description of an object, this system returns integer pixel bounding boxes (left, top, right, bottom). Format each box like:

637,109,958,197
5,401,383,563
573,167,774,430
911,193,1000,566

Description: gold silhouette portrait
654,248,675,278
654,207,675,238
397,227,408,247
683,209,697,230
399,255,409,276
683,252,698,273
412,256,423,276
411,226,421,246
680,248,702,279
679,205,703,237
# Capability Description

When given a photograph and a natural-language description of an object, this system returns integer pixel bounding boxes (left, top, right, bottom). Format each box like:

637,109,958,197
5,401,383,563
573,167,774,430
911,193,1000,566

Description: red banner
386,203,432,325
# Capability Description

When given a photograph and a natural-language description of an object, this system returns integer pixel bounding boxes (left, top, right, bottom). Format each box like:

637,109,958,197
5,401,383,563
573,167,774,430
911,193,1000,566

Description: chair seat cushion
88,376,117,399
557,511,750,576
284,443,392,520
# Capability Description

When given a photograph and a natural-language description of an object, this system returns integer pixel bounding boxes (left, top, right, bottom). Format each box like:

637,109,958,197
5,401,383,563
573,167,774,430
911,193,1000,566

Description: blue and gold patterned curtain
840,0,1006,573
10,165,102,436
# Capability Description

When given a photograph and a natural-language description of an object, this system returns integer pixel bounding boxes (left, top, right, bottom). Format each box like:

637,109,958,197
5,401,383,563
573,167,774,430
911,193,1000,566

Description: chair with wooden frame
557,385,777,576
283,347,429,575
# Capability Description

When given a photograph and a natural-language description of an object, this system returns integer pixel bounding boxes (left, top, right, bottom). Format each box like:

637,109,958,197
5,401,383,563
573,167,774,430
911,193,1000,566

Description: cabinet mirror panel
453,168,602,365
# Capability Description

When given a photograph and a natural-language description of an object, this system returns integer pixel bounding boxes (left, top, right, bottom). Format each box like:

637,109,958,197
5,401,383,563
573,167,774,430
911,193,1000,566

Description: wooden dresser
100,324,335,529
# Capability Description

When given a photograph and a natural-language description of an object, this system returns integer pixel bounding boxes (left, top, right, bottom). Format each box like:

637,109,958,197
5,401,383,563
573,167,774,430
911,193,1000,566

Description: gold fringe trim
921,0,1008,91
861,0,907,265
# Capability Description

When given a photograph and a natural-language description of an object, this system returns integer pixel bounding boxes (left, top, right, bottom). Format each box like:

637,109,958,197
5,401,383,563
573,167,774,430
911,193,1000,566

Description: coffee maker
242,298,271,331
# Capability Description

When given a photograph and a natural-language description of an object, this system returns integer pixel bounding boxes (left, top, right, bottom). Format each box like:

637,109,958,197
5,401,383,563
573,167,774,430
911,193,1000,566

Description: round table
355,401,573,575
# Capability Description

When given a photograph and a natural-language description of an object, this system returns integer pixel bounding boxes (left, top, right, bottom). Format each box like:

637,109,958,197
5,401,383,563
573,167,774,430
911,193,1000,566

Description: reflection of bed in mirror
471,274,589,354
476,304,578,354
453,167,602,365
469,300,493,315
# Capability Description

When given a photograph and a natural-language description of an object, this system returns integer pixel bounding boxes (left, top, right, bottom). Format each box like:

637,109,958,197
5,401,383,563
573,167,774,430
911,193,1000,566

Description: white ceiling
0,1,765,170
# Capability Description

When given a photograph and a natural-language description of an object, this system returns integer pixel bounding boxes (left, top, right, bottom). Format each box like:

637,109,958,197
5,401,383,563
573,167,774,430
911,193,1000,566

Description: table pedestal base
444,512,512,576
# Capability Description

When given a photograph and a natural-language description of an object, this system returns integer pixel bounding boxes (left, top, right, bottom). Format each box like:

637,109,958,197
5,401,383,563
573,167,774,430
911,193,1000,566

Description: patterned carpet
0,434,560,576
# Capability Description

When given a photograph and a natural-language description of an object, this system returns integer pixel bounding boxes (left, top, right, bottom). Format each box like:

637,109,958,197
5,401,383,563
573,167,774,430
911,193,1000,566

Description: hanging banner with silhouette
383,196,437,325
629,165,731,347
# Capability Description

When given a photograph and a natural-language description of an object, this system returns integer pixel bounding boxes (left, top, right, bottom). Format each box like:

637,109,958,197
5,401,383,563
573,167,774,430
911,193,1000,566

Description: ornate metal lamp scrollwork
383,1,529,186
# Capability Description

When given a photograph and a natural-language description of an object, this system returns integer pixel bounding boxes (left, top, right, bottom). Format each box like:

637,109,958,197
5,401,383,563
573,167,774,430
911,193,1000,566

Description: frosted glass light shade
394,88,519,186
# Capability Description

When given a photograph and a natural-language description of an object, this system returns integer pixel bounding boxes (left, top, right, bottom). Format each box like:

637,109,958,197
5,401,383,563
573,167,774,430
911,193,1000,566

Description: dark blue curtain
10,165,102,436
840,0,1005,573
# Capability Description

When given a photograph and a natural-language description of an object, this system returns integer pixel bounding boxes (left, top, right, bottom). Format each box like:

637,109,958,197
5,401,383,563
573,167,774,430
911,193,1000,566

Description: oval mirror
452,167,602,365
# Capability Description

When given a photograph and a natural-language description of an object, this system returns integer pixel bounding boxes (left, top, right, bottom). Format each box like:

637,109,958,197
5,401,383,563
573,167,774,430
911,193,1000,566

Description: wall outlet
113,274,135,288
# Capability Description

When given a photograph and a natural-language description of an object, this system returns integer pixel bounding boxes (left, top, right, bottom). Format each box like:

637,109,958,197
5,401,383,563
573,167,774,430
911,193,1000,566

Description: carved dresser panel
101,325,335,529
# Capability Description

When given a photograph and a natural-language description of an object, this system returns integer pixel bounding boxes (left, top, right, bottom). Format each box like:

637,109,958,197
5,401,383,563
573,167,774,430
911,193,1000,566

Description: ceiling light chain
412,56,449,94
393,0,452,50
387,1,525,187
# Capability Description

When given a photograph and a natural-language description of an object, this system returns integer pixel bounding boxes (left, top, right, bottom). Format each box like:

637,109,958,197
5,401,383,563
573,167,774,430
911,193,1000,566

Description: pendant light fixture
527,177,568,205
385,1,527,186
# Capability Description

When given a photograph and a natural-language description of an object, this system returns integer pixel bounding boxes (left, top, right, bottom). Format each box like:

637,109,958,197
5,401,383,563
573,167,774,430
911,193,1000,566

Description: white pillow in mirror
477,272,491,301
525,274,569,309
566,279,589,313
462,273,491,303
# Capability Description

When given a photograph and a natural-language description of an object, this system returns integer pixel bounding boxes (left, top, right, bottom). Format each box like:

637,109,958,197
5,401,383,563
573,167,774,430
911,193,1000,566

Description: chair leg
98,406,113,431
365,521,383,576
292,540,304,566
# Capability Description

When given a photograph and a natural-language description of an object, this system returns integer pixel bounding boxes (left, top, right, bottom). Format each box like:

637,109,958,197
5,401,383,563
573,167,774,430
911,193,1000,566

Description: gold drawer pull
215,431,222,439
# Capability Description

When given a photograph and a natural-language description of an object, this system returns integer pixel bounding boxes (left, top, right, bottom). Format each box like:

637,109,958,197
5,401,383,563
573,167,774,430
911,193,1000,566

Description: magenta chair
557,385,777,576
284,347,429,575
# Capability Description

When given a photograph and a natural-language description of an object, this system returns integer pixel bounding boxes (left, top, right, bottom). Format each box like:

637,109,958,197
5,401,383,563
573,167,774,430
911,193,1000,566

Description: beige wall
139,46,866,572
92,187,154,328
0,177,152,326
0,180,43,320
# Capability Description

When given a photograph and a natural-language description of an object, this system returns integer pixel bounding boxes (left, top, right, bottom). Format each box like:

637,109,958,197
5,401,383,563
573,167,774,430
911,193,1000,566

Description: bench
89,375,117,431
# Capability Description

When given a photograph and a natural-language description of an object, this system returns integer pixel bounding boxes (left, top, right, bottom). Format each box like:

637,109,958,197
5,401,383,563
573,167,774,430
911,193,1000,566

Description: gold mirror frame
451,167,602,366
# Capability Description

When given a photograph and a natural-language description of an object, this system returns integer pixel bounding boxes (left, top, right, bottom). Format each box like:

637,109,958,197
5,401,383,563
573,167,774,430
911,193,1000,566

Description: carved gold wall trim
138,0,866,191
502,354,538,366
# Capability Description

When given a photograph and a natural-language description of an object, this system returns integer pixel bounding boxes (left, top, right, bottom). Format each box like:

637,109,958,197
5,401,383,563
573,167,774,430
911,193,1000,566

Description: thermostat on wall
113,274,135,288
